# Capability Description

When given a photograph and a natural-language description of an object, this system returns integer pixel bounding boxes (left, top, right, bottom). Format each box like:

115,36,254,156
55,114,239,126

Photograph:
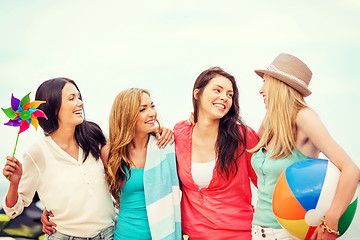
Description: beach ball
272,158,358,239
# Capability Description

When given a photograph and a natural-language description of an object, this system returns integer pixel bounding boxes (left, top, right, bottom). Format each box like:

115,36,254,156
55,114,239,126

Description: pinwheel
2,93,48,158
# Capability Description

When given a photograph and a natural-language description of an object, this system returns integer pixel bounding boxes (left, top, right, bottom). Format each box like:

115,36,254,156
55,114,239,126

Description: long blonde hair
250,76,308,159
106,88,158,203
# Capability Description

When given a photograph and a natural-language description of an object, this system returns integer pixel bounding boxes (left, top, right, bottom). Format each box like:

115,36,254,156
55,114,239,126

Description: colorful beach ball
272,158,358,239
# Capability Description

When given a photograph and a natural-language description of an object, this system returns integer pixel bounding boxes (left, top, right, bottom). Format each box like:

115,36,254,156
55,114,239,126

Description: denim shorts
46,225,114,240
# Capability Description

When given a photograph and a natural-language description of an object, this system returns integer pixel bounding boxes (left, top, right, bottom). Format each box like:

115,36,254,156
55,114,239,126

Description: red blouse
174,121,258,240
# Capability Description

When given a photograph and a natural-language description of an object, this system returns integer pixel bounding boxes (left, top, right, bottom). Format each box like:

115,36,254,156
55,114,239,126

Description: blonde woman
250,53,360,240
103,88,181,240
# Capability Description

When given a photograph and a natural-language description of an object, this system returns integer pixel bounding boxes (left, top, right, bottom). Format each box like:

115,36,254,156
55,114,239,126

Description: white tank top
191,160,216,188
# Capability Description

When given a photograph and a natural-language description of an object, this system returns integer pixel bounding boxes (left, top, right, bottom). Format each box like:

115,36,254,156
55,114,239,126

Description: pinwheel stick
12,133,20,158
6,133,20,180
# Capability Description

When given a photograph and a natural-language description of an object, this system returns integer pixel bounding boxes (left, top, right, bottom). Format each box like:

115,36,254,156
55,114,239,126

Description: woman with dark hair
2,78,116,239
174,67,259,239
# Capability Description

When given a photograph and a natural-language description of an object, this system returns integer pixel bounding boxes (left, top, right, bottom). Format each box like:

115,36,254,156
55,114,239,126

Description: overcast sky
0,0,359,238
1,0,358,161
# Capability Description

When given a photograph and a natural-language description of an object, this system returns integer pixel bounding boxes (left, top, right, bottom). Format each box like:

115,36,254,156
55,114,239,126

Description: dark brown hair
35,78,106,161
193,67,247,179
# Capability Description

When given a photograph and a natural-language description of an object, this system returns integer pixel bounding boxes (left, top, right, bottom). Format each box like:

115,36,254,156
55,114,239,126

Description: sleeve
173,120,186,142
2,152,40,218
173,120,188,192
245,126,259,188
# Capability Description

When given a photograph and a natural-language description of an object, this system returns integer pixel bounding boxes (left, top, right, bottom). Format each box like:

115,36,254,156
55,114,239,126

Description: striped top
143,135,182,240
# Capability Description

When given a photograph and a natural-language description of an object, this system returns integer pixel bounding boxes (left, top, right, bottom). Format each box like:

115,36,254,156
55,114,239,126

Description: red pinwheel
2,93,48,159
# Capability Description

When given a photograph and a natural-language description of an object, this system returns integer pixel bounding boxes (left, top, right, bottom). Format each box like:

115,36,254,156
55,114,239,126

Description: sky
0,0,359,237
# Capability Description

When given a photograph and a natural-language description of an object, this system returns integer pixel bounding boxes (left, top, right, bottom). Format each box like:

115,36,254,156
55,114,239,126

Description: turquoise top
114,168,151,240
251,147,309,228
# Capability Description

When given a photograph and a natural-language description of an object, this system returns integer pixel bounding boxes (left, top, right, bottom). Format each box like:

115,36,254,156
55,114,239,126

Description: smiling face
194,75,234,121
57,82,84,128
259,74,270,109
135,92,157,135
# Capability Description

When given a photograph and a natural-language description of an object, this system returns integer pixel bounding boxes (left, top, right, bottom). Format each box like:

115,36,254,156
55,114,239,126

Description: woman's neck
128,132,149,169
130,132,149,150
194,116,219,139
49,125,80,160
191,115,219,163
49,125,77,147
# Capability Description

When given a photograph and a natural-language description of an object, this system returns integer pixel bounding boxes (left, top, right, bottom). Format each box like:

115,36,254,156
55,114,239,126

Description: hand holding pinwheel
2,93,47,180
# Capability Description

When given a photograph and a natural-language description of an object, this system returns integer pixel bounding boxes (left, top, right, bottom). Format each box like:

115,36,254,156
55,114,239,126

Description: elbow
352,164,360,183
341,162,360,184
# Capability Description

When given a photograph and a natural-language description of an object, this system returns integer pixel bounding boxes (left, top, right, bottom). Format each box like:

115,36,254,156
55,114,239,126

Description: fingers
3,157,21,180
311,226,338,240
4,162,18,173
169,135,175,145
156,129,165,147
5,157,18,168
42,225,52,235
156,135,169,149
6,156,17,161
187,112,195,125
41,209,56,234
42,224,56,234
156,128,174,148
41,209,50,224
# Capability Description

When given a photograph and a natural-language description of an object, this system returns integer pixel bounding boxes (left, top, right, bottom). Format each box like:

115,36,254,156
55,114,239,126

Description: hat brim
254,69,312,97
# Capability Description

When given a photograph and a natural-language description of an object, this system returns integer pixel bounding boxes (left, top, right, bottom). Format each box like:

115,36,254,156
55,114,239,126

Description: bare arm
3,157,22,208
297,109,360,240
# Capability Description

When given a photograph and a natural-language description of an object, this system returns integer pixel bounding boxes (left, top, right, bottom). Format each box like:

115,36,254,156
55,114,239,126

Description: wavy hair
193,67,247,180
35,78,106,161
106,88,159,203
249,75,308,158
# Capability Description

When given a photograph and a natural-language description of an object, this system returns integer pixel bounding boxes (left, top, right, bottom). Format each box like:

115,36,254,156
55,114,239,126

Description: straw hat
255,53,313,97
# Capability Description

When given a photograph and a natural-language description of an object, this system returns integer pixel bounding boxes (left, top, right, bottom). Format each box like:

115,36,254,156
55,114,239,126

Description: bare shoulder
296,108,321,129
296,108,318,120
100,143,110,167
296,107,332,147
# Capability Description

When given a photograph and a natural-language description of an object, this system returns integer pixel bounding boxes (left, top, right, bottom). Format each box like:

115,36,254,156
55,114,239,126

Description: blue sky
0,0,359,238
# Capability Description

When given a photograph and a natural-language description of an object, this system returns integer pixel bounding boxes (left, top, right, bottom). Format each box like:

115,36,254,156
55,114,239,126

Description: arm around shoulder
238,124,259,150
243,125,259,188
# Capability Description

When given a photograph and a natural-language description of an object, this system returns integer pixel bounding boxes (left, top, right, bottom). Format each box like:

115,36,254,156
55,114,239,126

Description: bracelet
320,218,340,236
